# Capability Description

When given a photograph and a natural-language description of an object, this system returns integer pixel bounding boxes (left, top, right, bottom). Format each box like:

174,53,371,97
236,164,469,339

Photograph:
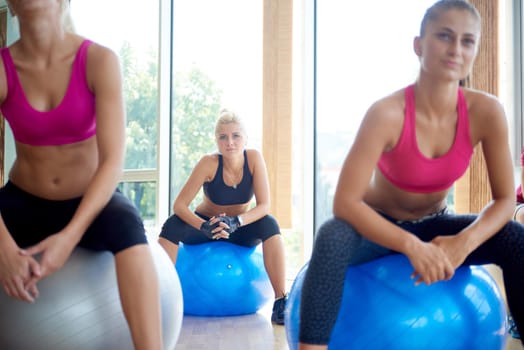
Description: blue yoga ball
0,240,183,350
176,241,273,316
285,254,508,350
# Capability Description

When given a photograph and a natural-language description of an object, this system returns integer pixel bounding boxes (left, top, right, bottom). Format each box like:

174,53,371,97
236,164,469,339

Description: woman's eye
437,32,452,41
463,38,476,46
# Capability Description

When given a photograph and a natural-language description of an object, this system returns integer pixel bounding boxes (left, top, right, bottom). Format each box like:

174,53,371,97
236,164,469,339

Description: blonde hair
214,109,246,138
61,0,76,33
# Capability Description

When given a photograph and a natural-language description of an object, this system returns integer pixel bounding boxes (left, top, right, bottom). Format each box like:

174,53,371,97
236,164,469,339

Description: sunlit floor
175,302,288,350
173,266,522,350
507,336,523,350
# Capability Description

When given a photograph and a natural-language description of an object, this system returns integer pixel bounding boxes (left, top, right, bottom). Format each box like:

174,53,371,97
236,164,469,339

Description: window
71,0,160,229
169,0,263,207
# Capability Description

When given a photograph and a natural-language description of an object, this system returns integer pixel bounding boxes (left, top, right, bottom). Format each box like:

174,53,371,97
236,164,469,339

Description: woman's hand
217,216,241,234
20,232,77,293
200,215,230,240
406,239,455,286
0,243,41,303
431,235,469,269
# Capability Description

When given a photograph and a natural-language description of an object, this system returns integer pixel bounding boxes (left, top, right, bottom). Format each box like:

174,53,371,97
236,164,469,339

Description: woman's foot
271,295,287,325
508,315,521,339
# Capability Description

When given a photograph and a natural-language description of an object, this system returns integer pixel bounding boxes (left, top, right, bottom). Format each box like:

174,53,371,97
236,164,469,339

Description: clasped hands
200,214,241,240
0,232,75,303
408,235,467,286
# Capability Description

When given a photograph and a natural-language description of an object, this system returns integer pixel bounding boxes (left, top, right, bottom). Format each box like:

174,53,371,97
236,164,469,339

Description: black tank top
203,150,254,205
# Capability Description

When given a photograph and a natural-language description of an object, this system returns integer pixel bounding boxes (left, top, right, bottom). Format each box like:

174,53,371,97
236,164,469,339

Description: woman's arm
333,98,422,252
60,44,126,243
173,155,215,230
433,92,515,266
0,48,40,301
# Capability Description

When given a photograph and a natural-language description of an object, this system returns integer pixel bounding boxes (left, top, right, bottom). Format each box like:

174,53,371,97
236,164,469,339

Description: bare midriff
364,169,449,221
8,136,98,200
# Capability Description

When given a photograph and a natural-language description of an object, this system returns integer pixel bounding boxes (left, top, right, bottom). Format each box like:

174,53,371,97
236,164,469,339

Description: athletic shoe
508,315,521,339
271,295,287,325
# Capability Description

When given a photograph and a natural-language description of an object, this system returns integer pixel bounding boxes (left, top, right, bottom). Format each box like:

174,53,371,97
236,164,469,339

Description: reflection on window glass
315,0,435,229
70,1,160,171
170,0,262,202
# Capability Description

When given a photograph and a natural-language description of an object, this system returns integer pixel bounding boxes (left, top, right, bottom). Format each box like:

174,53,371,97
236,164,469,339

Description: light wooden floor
175,302,288,350
174,269,523,350
174,302,522,350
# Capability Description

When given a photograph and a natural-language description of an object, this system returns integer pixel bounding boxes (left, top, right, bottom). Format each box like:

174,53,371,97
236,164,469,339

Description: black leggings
159,212,280,247
299,213,524,345
0,181,147,254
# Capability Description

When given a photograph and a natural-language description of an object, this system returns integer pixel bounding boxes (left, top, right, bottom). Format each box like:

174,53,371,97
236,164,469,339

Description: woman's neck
413,79,459,119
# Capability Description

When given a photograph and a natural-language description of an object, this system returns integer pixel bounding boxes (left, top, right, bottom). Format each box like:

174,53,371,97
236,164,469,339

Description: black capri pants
0,181,147,254
159,212,280,247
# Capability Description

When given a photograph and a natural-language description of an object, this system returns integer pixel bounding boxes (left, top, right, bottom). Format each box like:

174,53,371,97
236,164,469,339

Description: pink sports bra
377,84,473,193
0,40,96,146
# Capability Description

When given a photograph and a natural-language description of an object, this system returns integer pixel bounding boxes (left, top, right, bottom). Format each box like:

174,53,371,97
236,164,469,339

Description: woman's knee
159,214,204,245
316,218,358,243
312,218,361,256
82,195,146,253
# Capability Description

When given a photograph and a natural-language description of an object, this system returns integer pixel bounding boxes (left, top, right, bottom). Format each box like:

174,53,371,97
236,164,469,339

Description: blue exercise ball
176,241,273,316
285,254,508,350
0,240,183,350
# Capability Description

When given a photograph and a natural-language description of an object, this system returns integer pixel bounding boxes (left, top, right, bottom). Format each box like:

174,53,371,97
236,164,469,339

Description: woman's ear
413,36,422,57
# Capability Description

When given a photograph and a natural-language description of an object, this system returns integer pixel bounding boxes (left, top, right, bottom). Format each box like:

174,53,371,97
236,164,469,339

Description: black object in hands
200,219,221,239
218,216,241,234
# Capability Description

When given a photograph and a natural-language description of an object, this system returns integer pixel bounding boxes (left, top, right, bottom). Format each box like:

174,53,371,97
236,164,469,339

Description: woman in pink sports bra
0,1,163,349
299,1,524,349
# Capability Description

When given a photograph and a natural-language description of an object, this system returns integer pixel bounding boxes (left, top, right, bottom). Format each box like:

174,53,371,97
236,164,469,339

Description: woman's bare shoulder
462,87,504,113
245,149,264,171
245,148,262,159
364,88,406,125
192,153,220,182
198,153,219,167
462,87,508,144
84,39,118,60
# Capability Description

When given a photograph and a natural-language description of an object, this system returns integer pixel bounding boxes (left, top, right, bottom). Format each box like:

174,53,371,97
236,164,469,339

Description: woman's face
8,0,60,17
216,122,246,157
415,9,480,82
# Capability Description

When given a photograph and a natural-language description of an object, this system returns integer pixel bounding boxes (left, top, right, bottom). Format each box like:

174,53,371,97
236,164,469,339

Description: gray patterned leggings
299,212,524,345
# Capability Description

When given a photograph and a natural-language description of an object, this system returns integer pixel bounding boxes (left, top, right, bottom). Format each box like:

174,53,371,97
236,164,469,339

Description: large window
71,1,160,229
315,0,437,228
169,0,263,205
